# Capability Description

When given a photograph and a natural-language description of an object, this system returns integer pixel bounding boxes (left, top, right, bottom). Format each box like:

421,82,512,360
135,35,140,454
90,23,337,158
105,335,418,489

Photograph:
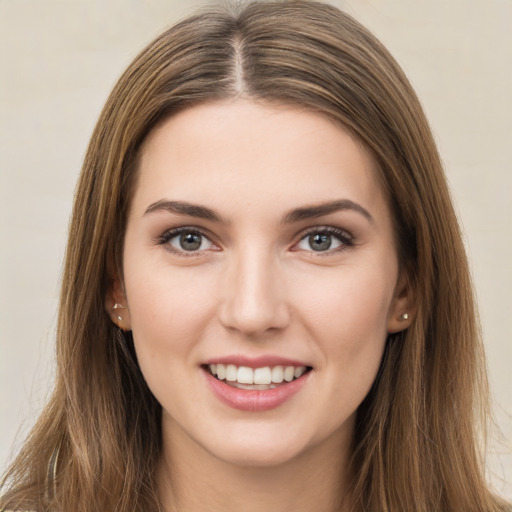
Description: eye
158,228,215,254
295,227,352,253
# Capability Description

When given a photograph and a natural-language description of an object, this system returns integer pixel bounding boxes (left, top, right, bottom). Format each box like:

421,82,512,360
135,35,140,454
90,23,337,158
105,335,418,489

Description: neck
157,419,353,512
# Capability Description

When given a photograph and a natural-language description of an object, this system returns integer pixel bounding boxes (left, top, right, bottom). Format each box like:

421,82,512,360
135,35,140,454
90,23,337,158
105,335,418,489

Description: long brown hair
1,1,508,511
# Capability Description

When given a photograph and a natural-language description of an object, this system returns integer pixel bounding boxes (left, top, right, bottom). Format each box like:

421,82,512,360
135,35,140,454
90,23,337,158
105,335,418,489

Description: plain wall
1,0,510,498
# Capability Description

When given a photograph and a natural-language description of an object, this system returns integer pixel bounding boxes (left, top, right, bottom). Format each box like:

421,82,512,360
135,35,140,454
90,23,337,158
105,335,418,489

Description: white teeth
283,366,295,382
271,366,284,383
254,367,272,385
225,364,237,382
209,363,308,386
216,364,226,380
237,366,253,384
294,366,306,378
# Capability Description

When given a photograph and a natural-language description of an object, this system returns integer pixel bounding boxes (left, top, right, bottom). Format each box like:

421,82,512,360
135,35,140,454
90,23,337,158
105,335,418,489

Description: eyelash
155,227,216,257
294,226,354,255
155,225,354,257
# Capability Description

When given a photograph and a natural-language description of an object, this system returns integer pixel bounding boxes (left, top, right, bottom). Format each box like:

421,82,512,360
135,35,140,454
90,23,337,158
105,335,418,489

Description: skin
108,99,412,511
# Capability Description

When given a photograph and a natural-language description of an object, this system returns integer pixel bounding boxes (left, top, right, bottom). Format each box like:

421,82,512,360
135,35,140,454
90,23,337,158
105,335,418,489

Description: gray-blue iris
180,233,202,251
309,233,331,251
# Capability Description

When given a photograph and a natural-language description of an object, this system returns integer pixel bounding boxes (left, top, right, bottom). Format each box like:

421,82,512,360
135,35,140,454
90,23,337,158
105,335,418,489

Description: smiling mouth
204,363,312,390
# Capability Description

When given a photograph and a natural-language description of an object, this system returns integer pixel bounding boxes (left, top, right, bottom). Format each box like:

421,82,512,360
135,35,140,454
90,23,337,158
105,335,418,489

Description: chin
210,441,308,468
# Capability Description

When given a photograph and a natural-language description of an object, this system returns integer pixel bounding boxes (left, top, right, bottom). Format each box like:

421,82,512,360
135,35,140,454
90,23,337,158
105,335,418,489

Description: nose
218,249,290,338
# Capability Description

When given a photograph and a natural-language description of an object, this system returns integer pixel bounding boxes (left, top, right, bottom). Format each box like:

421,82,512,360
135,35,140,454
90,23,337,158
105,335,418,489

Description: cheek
279,266,393,445
291,264,394,385
126,265,217,345
123,263,219,407
294,266,394,337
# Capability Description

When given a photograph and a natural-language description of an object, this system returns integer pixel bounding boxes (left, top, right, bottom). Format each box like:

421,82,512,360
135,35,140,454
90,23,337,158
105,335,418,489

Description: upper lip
202,355,312,369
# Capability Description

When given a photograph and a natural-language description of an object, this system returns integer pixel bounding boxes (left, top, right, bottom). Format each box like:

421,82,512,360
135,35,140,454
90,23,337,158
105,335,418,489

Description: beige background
0,0,510,498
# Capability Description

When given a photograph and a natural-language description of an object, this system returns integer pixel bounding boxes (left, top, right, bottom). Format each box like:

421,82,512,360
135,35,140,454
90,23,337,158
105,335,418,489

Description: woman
1,1,509,511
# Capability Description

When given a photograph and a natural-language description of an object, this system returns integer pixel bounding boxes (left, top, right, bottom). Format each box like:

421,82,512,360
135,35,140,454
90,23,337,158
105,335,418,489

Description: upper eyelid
158,225,215,240
295,225,354,241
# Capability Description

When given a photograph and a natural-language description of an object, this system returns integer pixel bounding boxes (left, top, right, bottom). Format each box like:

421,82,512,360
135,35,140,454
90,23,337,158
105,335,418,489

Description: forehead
132,99,387,221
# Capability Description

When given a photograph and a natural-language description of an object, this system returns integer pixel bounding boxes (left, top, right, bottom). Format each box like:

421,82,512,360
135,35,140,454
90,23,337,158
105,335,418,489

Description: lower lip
203,369,311,412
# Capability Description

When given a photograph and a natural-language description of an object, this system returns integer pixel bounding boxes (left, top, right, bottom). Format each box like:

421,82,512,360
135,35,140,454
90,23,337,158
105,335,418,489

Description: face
111,100,411,468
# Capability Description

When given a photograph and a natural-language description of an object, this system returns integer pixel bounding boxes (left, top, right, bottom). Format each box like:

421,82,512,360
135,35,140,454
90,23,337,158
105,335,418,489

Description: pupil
309,233,331,251
180,233,201,251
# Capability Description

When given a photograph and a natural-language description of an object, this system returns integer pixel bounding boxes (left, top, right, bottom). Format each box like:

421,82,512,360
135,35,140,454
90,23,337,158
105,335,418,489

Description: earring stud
400,313,409,321
112,303,126,322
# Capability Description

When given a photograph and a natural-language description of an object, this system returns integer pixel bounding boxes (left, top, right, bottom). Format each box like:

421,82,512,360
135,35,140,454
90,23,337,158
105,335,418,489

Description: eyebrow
144,198,373,224
282,199,374,224
144,200,225,222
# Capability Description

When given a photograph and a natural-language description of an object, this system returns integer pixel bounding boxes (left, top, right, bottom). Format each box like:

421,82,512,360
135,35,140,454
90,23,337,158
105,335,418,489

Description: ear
387,271,415,333
105,274,132,331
